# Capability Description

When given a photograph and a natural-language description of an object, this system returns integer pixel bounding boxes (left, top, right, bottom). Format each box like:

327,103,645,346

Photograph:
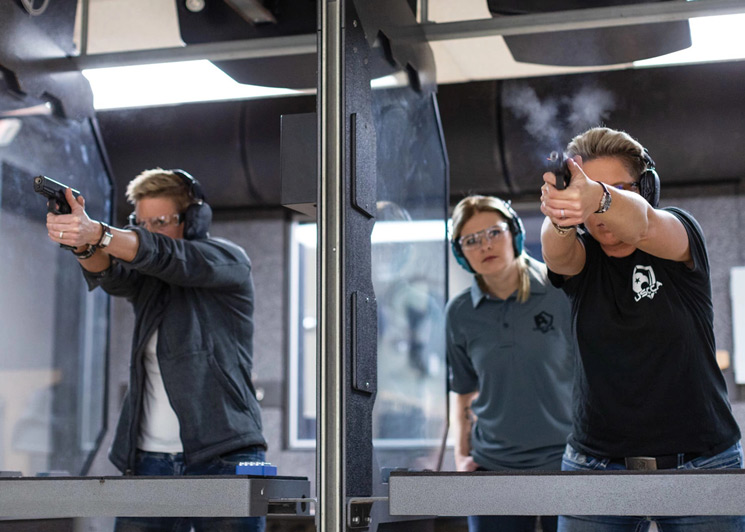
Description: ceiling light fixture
0,118,22,146
634,13,745,67
82,60,307,110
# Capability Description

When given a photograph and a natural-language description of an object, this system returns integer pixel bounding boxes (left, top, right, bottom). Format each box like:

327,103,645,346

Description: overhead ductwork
486,0,691,66
97,60,745,212
439,60,745,202
174,0,426,90
175,0,317,89
96,95,315,220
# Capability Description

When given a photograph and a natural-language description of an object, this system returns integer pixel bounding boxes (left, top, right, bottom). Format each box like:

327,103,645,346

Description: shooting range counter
0,474,310,518
5,470,745,521
387,470,745,517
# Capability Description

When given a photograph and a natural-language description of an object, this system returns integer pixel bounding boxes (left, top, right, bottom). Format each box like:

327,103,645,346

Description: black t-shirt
551,207,740,458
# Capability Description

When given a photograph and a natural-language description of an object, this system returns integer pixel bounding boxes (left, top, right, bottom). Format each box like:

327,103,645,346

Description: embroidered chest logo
632,264,662,302
533,311,554,333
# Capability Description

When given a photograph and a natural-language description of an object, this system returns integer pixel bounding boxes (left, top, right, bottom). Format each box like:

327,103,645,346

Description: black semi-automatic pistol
33,175,81,250
547,151,572,190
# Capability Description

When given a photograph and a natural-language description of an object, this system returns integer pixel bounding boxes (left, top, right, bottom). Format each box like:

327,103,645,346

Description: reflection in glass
288,215,448,456
370,87,449,470
0,108,110,476
372,211,447,446
288,222,317,448
285,88,449,470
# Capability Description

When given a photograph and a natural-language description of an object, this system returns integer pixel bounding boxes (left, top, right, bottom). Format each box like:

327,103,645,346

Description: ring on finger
560,208,565,219
59,231,64,239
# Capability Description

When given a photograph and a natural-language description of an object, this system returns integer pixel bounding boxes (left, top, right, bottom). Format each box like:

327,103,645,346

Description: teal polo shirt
446,257,575,470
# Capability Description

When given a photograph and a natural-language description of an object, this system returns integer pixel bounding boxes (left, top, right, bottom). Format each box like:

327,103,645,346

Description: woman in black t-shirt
539,127,743,532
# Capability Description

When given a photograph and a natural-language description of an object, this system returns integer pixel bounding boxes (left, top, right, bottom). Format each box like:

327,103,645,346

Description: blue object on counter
236,461,277,476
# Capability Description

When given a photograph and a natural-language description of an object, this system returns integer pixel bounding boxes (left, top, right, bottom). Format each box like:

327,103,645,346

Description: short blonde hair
451,195,534,303
566,127,649,178
125,168,192,212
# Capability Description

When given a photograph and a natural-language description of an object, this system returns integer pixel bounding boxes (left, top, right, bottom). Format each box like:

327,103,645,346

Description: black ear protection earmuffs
640,150,660,208
451,199,526,274
128,169,212,240
172,169,212,240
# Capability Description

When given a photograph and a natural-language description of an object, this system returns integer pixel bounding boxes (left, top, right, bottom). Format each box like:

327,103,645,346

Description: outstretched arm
541,156,691,267
539,161,587,277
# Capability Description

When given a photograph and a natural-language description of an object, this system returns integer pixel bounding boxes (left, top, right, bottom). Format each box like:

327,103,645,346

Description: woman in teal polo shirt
447,195,575,532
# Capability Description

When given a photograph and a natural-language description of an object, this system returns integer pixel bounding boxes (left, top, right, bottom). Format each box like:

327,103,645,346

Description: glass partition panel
286,91,449,467
370,87,449,469
288,221,317,448
0,95,111,475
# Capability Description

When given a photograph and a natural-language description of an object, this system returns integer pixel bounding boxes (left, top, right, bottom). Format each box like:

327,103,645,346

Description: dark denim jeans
468,466,558,532
114,446,267,532
468,514,557,532
558,442,745,532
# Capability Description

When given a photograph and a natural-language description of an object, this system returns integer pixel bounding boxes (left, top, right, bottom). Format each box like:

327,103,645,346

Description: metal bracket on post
347,497,388,529
347,500,372,529
351,291,377,394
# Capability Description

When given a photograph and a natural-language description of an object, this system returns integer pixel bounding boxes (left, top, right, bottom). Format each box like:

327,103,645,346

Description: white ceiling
75,0,630,85
75,0,184,54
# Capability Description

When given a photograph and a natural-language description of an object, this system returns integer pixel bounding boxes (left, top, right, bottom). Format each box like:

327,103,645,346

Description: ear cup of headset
498,200,525,257
508,214,525,256
451,240,475,273
640,152,661,208
640,168,660,208
171,169,211,240
182,201,212,240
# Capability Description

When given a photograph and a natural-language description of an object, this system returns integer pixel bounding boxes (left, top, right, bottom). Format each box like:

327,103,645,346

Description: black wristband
552,222,577,237
72,244,97,260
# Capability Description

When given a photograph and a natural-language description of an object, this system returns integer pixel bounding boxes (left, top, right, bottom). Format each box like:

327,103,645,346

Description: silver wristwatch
97,221,113,248
594,182,612,214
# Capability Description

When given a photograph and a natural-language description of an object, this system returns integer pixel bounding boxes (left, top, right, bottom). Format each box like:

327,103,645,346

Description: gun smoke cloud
502,82,617,151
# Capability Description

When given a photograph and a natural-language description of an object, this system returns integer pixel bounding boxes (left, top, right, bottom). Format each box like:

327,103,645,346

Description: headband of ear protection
451,198,525,274
640,150,660,208
128,169,212,240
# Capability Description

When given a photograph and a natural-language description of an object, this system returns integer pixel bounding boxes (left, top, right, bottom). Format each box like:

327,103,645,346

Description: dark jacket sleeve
81,259,144,299
116,228,251,290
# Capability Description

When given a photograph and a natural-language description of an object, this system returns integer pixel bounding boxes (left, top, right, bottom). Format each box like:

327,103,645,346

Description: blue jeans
114,446,267,532
468,514,557,532
468,466,558,532
558,442,745,532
